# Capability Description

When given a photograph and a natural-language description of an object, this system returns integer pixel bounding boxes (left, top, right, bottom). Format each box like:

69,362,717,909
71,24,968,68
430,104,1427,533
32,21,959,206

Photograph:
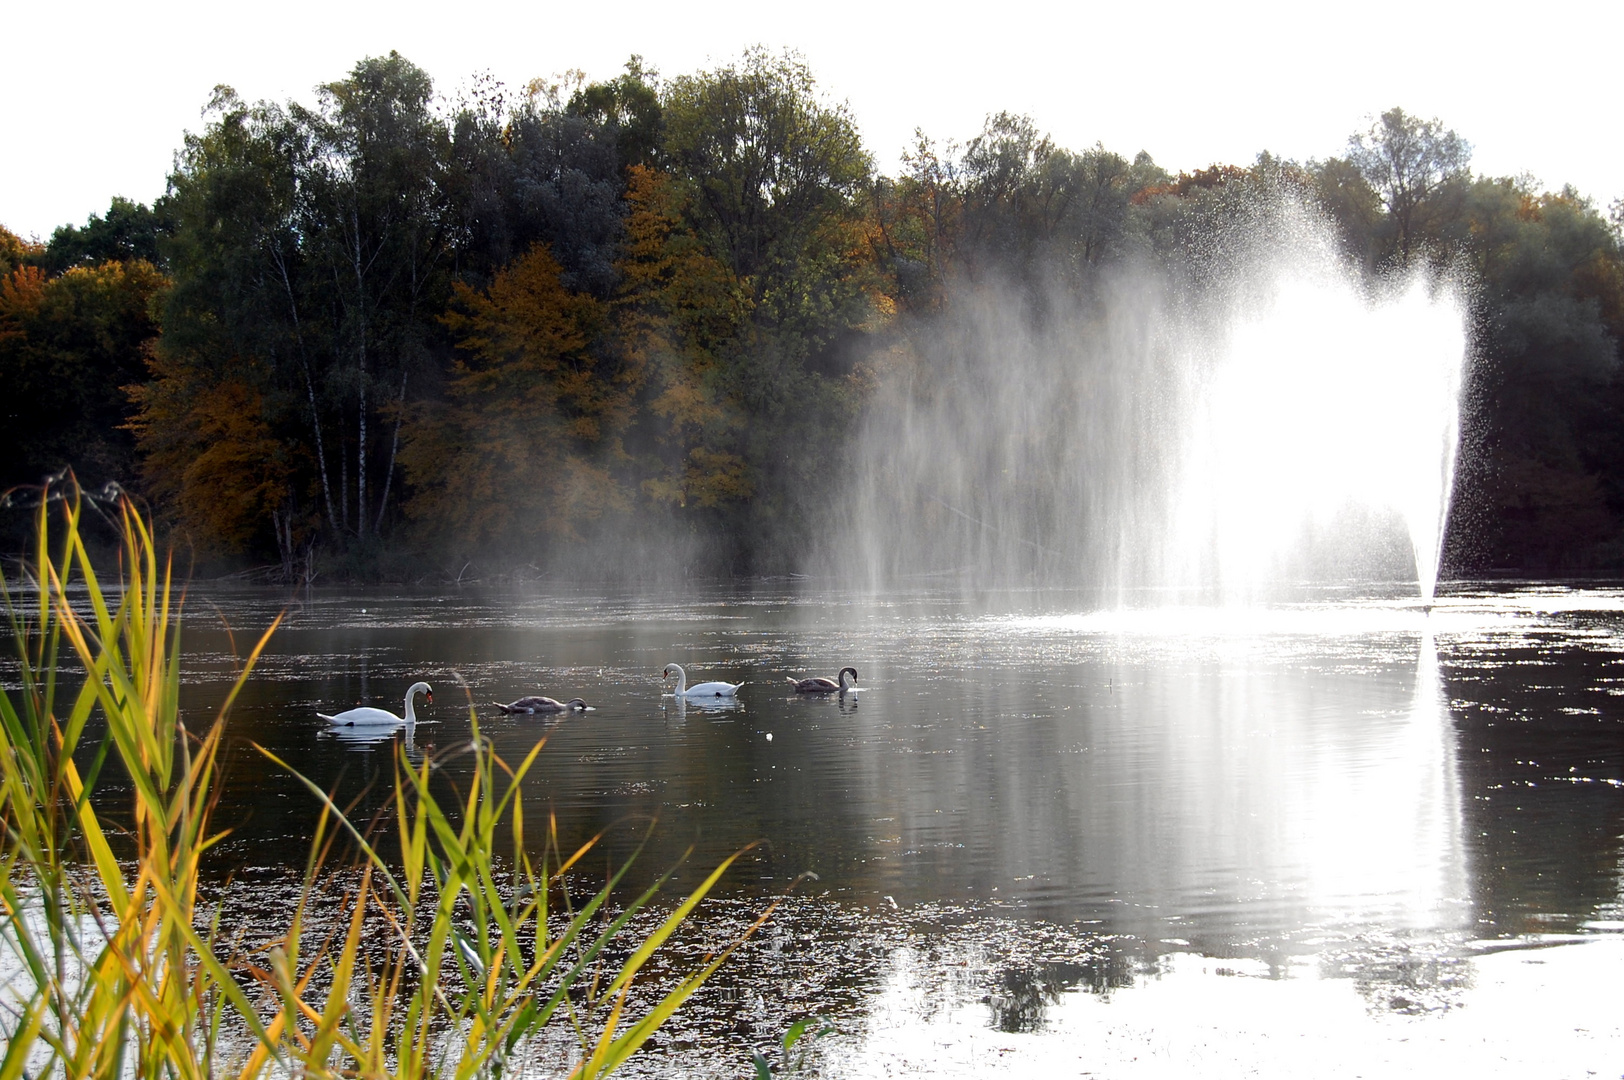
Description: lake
150,582,1624,1075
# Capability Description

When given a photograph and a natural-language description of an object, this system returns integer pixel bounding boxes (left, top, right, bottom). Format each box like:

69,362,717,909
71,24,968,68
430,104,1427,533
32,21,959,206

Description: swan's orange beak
426,691,434,704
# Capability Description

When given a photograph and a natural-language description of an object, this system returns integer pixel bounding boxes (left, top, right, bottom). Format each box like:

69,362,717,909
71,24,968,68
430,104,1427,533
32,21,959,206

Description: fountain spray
831,196,1467,603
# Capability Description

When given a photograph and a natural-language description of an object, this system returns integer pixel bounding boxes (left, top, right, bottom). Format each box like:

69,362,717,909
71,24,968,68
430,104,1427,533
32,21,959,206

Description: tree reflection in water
985,952,1140,1032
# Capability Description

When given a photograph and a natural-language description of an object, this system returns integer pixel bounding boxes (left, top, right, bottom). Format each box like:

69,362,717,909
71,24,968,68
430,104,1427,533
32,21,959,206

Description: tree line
4,49,1622,578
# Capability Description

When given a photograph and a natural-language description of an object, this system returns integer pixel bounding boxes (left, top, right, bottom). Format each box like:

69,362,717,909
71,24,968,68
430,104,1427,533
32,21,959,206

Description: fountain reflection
854,617,1470,948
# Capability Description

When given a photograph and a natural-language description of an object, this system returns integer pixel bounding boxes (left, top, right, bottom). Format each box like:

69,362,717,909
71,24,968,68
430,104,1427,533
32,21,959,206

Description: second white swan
662,664,743,698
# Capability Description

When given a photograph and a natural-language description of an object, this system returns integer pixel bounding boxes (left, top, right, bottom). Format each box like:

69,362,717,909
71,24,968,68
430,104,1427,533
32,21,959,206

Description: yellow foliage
0,265,48,344
659,447,752,509
0,224,42,278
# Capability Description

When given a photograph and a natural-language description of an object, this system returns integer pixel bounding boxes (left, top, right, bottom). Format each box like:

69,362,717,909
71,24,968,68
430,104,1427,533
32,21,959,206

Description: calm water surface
105,584,1624,1073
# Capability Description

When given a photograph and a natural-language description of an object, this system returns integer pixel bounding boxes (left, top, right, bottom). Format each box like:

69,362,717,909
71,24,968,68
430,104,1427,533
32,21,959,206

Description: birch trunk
375,369,408,534
273,250,338,533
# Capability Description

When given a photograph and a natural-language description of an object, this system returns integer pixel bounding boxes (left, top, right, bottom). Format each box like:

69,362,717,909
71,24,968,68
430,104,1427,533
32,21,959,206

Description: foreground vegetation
0,478,762,1076
3,49,1622,575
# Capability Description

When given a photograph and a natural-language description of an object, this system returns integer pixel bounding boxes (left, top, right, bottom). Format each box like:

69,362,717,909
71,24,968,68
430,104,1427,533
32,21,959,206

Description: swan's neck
404,690,418,726
669,665,687,693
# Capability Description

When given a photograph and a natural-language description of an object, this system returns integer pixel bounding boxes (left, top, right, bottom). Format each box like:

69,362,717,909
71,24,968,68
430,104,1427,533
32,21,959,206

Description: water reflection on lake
99,585,1624,1073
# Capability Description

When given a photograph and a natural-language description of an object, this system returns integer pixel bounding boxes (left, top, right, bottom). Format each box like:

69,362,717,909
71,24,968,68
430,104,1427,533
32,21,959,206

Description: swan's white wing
322,706,404,726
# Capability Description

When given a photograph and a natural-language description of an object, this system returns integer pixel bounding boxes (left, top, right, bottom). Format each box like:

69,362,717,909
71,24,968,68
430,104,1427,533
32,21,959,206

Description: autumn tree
869,132,964,310
0,226,41,278
615,165,752,512
128,357,294,558
400,243,623,554
0,258,166,489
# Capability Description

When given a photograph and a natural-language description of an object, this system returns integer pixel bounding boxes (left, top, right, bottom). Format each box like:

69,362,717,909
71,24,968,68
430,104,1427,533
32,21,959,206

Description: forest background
3,49,1621,581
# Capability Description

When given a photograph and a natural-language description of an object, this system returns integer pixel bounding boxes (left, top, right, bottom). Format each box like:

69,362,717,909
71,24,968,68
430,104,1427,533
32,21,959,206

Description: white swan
662,664,743,698
319,681,432,726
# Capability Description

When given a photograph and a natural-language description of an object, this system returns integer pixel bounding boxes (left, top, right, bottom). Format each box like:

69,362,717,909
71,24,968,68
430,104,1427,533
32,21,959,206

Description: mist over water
832,200,1467,602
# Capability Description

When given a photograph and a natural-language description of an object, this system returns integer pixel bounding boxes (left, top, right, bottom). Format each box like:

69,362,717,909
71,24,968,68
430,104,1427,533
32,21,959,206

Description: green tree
569,56,665,173
1456,179,1624,570
661,48,882,567
956,112,1059,270
40,197,167,275
443,69,628,297
1309,156,1384,269
155,54,459,561
882,115,1164,288
662,48,871,304
1347,107,1472,262
300,51,455,539
156,85,336,559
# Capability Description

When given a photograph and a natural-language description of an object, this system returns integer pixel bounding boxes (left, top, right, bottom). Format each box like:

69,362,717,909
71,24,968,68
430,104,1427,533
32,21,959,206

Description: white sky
7,0,1621,241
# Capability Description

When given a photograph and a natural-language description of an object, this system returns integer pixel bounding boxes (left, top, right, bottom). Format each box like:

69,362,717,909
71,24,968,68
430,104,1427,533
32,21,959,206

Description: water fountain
834,198,1468,602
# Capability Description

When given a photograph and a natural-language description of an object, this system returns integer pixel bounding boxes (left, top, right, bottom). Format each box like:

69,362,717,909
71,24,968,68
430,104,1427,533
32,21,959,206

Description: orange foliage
440,244,619,437
401,243,629,547
1132,164,1253,205
128,357,291,555
615,166,754,508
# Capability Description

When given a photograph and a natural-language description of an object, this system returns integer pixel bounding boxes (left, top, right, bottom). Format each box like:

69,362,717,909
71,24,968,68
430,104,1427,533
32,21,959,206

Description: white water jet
833,199,1468,601
1177,272,1466,602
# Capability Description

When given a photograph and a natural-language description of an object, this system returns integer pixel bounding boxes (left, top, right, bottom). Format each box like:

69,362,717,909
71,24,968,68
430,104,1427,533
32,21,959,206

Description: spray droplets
837,197,1466,602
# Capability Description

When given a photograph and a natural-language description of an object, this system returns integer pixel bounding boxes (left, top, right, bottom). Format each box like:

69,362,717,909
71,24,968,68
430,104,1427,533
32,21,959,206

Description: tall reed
0,478,765,1078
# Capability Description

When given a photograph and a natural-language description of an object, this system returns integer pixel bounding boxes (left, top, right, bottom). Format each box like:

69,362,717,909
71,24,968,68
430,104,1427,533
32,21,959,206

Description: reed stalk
0,477,766,1078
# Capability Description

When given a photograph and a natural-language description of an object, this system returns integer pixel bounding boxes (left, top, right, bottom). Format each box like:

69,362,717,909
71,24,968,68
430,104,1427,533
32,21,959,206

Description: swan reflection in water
664,694,743,720
320,721,430,764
